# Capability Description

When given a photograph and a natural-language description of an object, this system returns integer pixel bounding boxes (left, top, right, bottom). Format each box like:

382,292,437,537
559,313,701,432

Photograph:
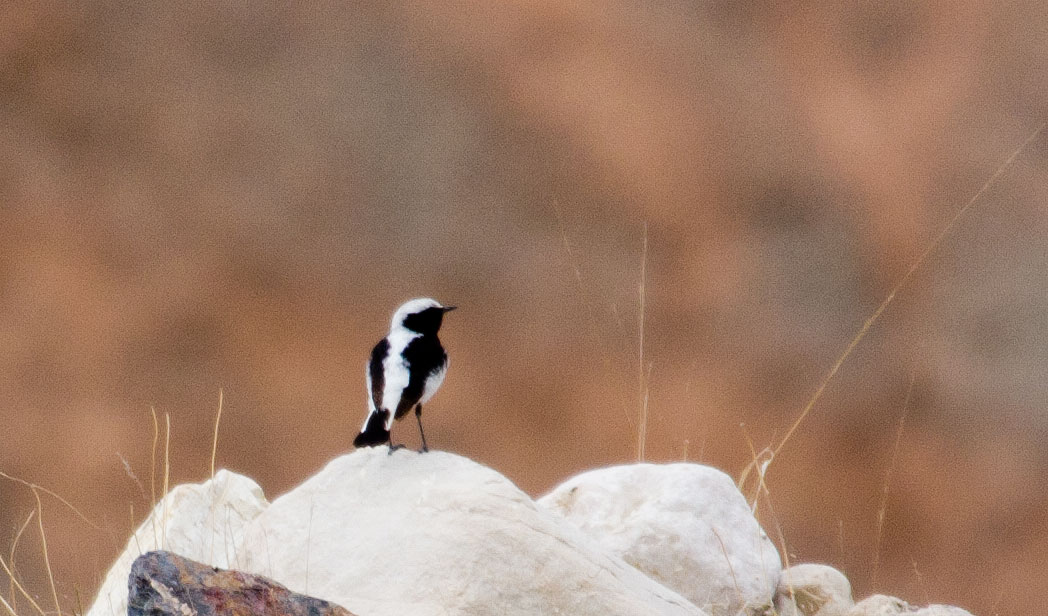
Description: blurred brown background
1,1,1046,615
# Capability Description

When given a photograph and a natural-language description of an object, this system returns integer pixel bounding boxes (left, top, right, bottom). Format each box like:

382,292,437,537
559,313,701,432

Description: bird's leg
387,434,405,455
415,404,428,453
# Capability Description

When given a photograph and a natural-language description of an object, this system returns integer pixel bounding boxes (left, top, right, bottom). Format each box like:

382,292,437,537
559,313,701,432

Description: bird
353,297,455,453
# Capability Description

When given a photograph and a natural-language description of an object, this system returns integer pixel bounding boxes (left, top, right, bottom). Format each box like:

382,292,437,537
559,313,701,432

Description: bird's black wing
394,335,446,419
368,338,389,411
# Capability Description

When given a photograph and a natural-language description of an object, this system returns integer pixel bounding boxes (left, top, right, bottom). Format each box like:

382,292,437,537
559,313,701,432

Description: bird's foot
417,445,429,454
387,443,406,455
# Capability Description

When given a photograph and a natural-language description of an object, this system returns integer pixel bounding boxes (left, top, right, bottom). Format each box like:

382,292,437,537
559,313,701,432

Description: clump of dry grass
554,122,1045,613
735,122,1046,609
0,387,229,616
0,469,97,616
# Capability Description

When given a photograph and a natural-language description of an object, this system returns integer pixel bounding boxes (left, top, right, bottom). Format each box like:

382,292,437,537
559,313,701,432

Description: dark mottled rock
128,550,357,616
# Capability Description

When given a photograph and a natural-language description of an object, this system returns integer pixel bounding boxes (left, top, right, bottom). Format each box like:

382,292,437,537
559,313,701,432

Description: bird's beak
442,305,457,312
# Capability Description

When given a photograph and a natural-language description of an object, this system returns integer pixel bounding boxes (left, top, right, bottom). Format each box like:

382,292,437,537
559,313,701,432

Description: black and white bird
353,297,455,452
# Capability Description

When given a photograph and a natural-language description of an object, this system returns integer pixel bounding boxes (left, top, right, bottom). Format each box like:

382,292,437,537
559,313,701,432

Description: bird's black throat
402,306,450,335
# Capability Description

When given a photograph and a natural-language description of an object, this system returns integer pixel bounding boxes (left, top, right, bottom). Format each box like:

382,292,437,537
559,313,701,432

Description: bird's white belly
419,361,447,405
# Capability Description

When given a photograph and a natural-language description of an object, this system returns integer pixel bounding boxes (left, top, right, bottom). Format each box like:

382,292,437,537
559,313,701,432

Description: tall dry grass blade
551,199,634,428
117,452,147,502
130,503,145,557
208,389,226,565
760,488,793,584
738,423,782,595
32,489,61,616
737,420,794,593
149,406,159,507
7,509,34,616
211,388,224,480
0,551,45,616
0,471,99,530
8,509,34,615
551,200,587,297
305,499,315,594
871,373,915,589
911,559,929,605
0,590,16,616
637,221,649,462
149,406,160,547
837,519,846,562
711,527,744,610
738,424,773,512
224,507,242,570
162,413,171,550
771,122,1047,463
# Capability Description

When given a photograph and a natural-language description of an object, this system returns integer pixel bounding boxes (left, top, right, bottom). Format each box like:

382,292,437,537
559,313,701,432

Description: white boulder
847,595,975,616
238,449,706,616
86,469,269,616
537,462,781,616
775,563,853,616
85,452,972,616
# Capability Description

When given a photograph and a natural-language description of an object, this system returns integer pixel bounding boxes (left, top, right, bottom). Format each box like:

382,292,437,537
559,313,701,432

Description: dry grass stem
770,122,1047,464
0,472,98,531
149,407,158,508
117,453,146,502
637,221,648,462
148,407,160,548
130,503,145,558
763,493,792,586
32,489,61,616
871,373,915,589
211,388,224,480
0,591,16,616
711,527,744,610
737,423,773,510
912,559,929,605
305,499,315,594
161,413,171,550
837,519,846,562
0,549,45,616
551,199,634,429
8,510,35,614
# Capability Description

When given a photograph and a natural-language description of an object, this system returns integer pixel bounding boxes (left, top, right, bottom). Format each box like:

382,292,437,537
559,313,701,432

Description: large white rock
537,463,781,616
237,449,706,616
86,469,269,616
846,595,975,616
775,563,853,616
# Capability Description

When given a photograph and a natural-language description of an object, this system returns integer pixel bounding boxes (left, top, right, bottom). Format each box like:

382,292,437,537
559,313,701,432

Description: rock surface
84,452,977,616
775,564,853,616
538,462,781,615
846,595,975,616
129,550,356,616
87,469,269,616
238,448,706,616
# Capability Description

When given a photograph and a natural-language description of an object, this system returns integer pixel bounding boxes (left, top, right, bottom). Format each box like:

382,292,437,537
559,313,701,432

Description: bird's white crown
390,297,447,329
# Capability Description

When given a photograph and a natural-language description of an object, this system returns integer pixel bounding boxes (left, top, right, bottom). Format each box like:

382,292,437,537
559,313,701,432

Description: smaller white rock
538,463,781,616
85,469,269,616
846,595,975,616
774,564,853,616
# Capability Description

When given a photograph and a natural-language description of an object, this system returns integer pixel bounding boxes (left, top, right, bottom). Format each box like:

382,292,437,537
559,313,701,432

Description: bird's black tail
353,410,391,448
